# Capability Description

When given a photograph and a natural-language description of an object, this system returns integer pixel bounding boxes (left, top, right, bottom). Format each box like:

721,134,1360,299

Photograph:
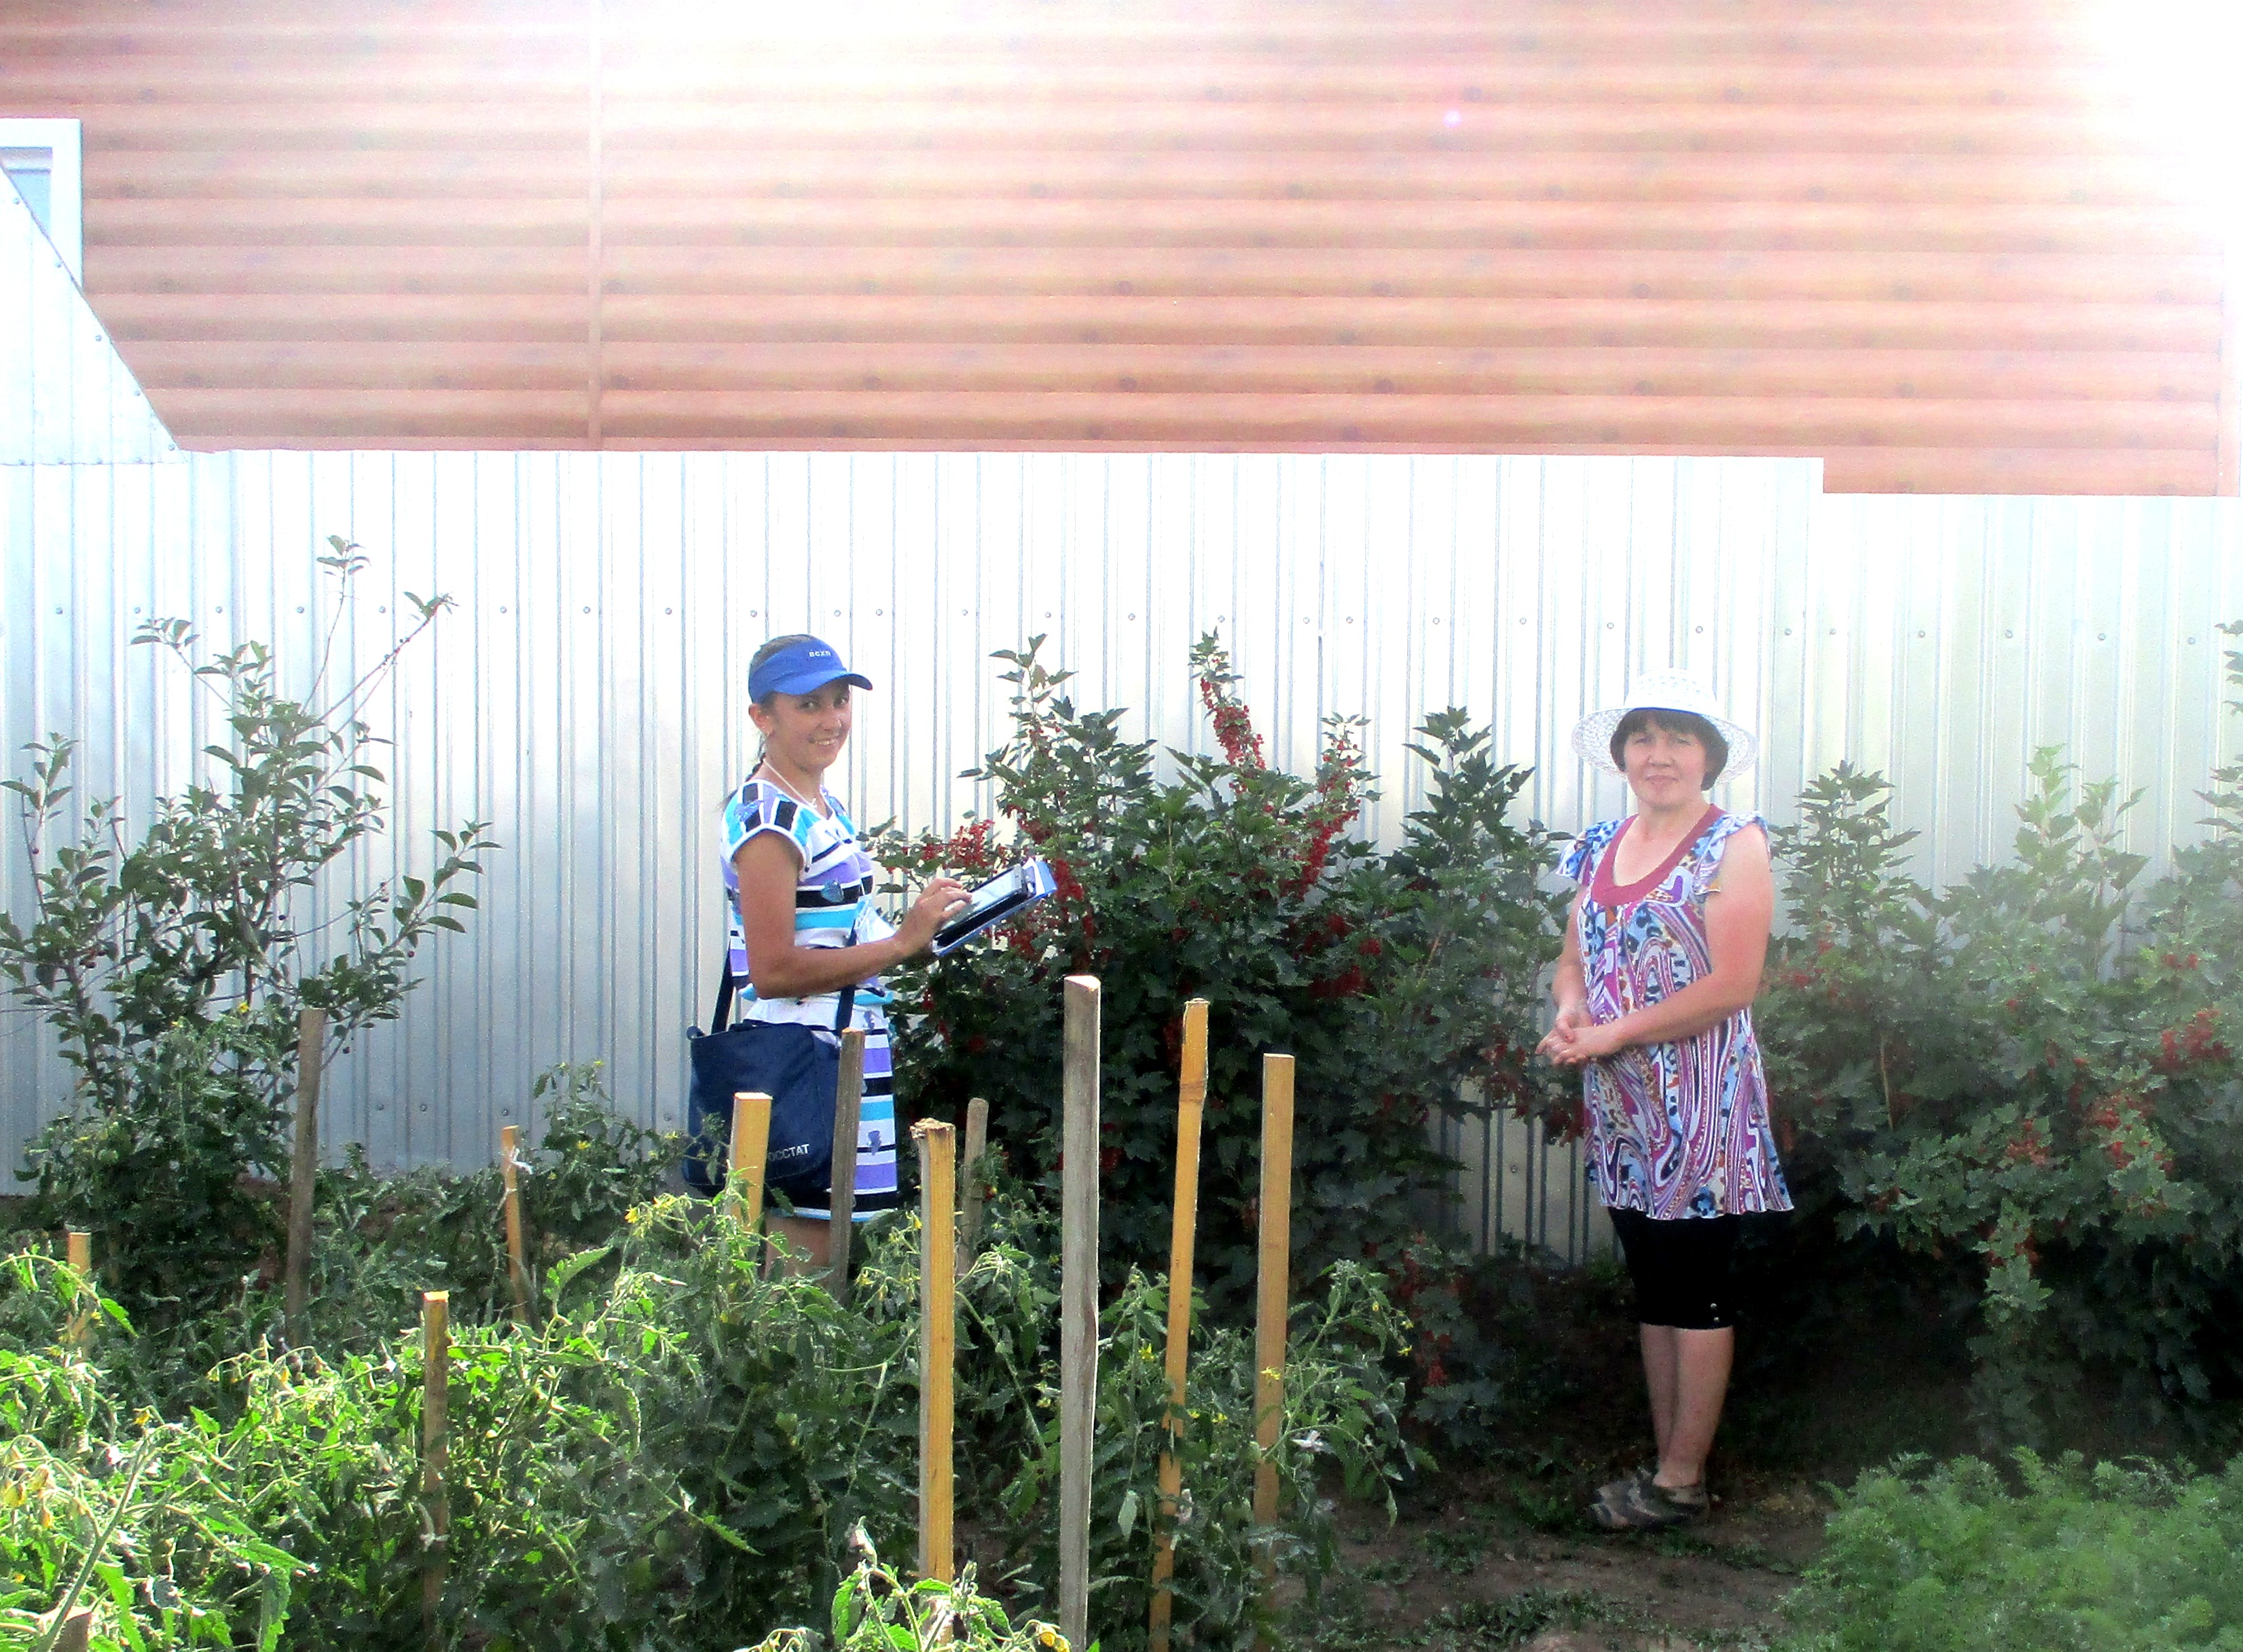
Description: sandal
1590,1468,1707,1532
1590,1465,1652,1513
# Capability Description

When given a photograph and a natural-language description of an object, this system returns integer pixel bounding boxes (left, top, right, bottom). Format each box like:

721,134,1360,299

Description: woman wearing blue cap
722,634,967,1264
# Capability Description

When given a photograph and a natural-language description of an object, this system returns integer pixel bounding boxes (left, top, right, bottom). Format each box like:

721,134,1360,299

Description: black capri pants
1607,1208,1740,1331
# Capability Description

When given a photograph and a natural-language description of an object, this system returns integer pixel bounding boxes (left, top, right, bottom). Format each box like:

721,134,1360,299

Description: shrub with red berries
871,634,1567,1305
1757,624,2243,1434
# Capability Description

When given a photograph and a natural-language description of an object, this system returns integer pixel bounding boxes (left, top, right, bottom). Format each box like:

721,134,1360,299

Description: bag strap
710,938,737,1031
833,911,860,1033
710,938,858,1034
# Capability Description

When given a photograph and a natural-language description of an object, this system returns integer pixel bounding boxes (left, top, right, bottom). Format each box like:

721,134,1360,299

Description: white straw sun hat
1570,669,1759,779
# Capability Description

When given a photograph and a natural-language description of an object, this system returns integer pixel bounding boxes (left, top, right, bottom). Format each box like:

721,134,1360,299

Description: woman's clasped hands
1537,1005,1628,1067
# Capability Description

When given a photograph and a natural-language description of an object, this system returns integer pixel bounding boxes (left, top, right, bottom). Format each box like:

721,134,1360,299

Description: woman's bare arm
732,834,965,1000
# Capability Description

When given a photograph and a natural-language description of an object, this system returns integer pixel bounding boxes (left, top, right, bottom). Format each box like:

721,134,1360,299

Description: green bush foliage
1779,1451,2243,1651
875,636,1565,1310
1,540,492,1325
1745,624,2243,1435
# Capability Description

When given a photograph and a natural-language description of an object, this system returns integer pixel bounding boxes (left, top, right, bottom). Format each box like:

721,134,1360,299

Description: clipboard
932,859,1059,957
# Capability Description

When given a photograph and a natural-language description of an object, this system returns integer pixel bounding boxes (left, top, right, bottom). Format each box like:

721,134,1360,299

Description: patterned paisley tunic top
1560,807,1792,1220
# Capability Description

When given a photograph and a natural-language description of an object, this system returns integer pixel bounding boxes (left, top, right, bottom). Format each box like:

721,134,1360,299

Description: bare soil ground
1284,1251,1986,1652
1294,1460,1831,1652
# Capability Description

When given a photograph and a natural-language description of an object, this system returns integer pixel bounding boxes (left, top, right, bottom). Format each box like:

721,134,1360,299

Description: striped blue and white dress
720,775,900,1216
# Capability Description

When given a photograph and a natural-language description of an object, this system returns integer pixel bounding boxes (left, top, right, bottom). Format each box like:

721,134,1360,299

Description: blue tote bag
684,946,855,1204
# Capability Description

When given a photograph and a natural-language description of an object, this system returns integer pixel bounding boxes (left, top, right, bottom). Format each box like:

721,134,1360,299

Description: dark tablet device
932,859,1058,957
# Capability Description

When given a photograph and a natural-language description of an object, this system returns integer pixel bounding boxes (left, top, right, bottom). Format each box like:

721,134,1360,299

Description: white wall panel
5,452,2240,1275
0,181,175,468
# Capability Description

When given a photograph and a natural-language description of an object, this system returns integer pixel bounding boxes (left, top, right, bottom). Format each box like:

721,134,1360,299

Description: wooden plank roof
3,0,2230,492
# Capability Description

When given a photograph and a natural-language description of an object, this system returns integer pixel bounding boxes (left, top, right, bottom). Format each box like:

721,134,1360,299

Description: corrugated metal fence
5,449,2240,1263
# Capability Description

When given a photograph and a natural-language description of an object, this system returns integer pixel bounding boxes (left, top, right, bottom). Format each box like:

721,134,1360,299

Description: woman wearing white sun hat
1537,669,1791,1532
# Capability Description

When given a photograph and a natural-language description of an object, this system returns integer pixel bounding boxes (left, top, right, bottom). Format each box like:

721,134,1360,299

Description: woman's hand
1544,1018,1629,1067
1535,1003,1590,1061
896,877,970,953
1539,893,1597,1065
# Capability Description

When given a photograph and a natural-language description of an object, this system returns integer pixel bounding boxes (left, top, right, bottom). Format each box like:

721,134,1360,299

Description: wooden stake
915,1119,958,1585
955,1096,990,1282
827,1028,866,1302
63,1230,92,1349
1148,998,1210,1652
53,1608,93,1652
420,1291,450,1646
283,1005,327,1342
1252,1053,1296,1628
725,1090,771,1234
1057,976,1101,1652
500,1123,531,1322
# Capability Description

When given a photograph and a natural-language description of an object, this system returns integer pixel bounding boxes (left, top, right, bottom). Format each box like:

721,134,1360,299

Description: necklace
756,760,829,818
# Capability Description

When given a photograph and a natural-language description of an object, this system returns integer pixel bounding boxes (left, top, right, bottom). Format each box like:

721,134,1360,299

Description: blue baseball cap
748,636,873,701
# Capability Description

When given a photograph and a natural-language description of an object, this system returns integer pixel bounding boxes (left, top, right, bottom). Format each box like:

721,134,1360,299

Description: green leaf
543,1245,613,1301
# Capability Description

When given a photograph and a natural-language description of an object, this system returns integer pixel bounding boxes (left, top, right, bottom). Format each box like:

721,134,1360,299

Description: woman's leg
1656,1326,1732,1490
1618,1210,1739,1492
769,1213,833,1270
1639,1323,1679,1461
